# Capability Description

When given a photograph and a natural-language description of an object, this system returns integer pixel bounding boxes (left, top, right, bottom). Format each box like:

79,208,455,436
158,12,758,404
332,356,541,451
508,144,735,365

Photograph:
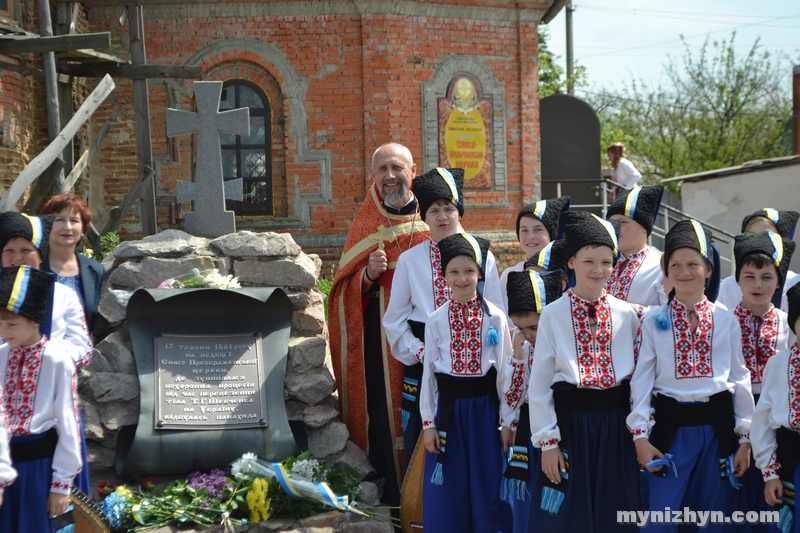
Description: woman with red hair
39,194,105,332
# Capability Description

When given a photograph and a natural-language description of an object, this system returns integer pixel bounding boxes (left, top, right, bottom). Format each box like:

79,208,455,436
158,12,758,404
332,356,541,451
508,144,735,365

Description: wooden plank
58,0,221,4
21,158,65,215
129,5,157,236
101,165,155,236
56,48,127,63
39,0,66,194
57,62,201,79
0,60,44,77
0,33,111,54
0,74,115,212
63,121,111,191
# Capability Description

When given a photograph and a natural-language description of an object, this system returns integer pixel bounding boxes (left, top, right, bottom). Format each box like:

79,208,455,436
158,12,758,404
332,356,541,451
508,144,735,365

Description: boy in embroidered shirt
527,211,641,532
732,233,797,530
605,185,667,309
751,284,800,527
384,167,503,475
629,220,754,532
0,383,16,508
0,266,82,533
499,197,570,318
420,232,513,532
500,270,565,533
718,208,800,312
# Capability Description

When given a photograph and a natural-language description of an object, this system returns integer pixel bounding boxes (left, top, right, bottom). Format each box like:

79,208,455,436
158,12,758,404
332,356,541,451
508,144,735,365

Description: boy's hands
765,478,783,506
512,331,526,360
501,426,515,453
48,492,69,518
424,428,441,454
541,448,566,484
733,443,751,477
635,438,664,473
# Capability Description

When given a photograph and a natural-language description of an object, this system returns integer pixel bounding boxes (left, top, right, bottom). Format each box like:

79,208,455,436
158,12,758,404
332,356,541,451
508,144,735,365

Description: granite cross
167,81,250,238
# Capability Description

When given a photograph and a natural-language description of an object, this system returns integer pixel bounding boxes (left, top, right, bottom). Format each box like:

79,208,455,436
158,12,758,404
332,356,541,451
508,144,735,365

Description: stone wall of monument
85,230,379,503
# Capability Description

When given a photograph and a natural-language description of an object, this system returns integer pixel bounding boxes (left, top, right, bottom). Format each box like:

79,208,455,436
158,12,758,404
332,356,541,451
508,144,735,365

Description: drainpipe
794,64,800,155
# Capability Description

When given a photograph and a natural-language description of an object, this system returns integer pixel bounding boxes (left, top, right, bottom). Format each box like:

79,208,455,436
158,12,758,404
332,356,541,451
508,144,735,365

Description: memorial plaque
154,333,267,430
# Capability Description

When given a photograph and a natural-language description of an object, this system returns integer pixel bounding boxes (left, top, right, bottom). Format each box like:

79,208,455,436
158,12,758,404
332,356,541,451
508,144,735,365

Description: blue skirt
0,433,57,533
423,392,512,532
528,406,641,532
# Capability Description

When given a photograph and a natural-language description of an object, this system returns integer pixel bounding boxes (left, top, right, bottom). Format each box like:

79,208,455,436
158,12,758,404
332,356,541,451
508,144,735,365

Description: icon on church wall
438,74,493,189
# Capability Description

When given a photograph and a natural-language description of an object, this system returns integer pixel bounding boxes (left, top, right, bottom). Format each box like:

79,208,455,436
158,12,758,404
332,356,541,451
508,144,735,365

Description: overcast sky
544,1,800,95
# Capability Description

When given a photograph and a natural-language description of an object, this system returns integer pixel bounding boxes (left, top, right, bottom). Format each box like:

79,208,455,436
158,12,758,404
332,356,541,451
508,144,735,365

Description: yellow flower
115,485,134,499
246,478,272,523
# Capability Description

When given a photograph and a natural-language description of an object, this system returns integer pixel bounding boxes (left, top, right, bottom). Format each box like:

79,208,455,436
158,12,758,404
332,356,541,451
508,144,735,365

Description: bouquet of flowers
157,268,241,289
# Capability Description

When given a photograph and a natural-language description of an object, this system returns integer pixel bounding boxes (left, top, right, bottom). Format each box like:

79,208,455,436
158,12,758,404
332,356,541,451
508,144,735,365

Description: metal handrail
551,179,737,275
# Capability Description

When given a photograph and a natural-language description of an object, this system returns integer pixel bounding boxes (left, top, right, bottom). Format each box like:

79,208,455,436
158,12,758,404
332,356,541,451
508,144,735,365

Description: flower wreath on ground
99,450,397,531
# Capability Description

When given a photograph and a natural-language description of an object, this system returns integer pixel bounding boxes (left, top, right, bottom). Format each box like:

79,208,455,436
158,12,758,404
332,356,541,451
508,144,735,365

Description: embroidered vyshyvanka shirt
628,299,754,442
419,297,512,429
0,384,16,494
528,290,640,450
734,304,796,396
605,247,667,309
46,281,93,368
384,239,503,366
752,345,800,482
0,338,82,495
500,341,534,430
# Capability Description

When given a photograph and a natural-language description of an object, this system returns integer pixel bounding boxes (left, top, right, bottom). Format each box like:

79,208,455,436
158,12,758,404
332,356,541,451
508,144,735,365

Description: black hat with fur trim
662,219,715,274
507,270,563,316
413,167,465,221
438,232,490,277
0,265,53,324
0,212,54,260
788,283,800,334
734,233,796,285
606,185,664,236
560,211,621,266
741,208,800,240
516,196,571,241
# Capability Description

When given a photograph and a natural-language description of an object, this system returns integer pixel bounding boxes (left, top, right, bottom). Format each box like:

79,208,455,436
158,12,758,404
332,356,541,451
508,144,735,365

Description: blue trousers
0,433,57,533
528,407,641,532
423,393,512,533
644,425,738,532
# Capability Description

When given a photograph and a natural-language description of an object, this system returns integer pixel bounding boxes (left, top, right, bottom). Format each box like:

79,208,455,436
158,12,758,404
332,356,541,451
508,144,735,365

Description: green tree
538,27,588,98
592,33,792,186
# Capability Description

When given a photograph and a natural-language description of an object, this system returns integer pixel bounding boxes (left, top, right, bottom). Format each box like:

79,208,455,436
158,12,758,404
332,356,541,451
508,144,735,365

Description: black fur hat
787,283,800,335
663,219,714,273
0,265,53,324
438,232,490,276
560,211,620,266
0,212,53,260
606,185,664,236
741,208,800,240
734,233,795,285
413,167,465,221
507,270,563,316
515,196,571,241
524,239,570,282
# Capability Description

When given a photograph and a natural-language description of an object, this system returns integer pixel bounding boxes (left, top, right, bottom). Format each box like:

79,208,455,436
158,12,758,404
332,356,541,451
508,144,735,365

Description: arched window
219,79,272,216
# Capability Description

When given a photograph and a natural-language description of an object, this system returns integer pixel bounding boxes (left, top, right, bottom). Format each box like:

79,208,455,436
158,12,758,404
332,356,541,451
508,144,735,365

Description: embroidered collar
4,336,48,436
429,240,451,309
734,305,779,385
7,337,47,358
670,298,714,379
447,297,484,375
788,345,800,432
567,290,617,388
605,248,648,301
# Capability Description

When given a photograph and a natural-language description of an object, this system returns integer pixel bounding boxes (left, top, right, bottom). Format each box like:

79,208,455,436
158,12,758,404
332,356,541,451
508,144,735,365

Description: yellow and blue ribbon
532,199,547,220
591,214,618,256
436,167,460,207
7,266,31,314
768,232,784,267
690,219,709,260
624,186,641,220
461,232,483,269
272,463,304,498
529,270,546,312
763,208,780,225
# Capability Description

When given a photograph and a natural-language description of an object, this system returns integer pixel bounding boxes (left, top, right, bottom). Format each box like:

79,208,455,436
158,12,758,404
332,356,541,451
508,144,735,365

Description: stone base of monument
85,231,391,524
139,510,394,532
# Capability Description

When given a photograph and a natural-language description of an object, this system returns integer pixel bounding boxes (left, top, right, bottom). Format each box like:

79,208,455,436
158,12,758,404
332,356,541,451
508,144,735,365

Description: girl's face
518,217,550,258
667,248,711,297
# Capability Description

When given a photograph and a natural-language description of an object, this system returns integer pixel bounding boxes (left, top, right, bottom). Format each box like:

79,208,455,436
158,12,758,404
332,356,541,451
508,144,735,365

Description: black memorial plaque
154,333,266,430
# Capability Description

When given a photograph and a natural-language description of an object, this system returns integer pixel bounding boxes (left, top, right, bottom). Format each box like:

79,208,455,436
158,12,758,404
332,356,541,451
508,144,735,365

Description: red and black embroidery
605,248,647,301
448,297,484,376
735,305,779,386
429,240,451,309
671,299,714,379
3,338,47,436
569,291,616,389
787,345,800,432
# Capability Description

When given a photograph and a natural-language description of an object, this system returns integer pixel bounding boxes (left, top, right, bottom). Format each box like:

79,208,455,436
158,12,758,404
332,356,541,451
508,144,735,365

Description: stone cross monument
167,81,250,238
